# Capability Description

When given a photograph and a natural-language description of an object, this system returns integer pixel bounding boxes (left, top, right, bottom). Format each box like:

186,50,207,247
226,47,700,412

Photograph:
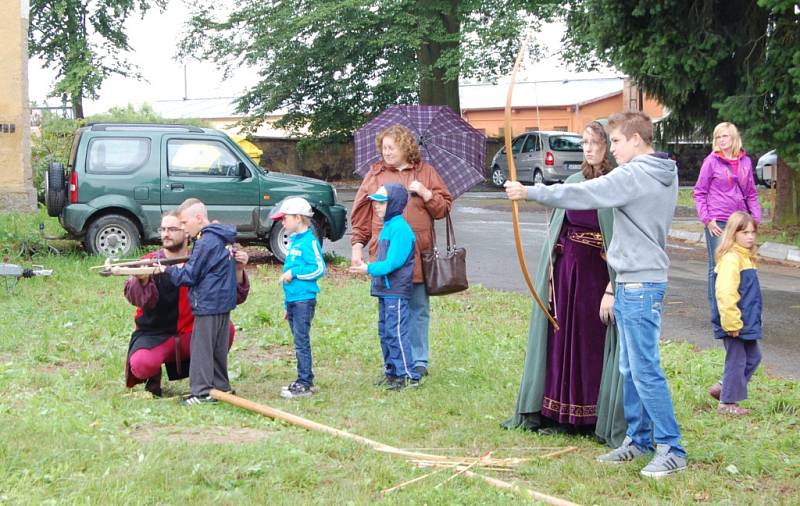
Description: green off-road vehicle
44,123,347,261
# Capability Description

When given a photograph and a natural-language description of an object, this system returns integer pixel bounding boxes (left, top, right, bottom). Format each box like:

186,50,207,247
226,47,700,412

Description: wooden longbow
504,32,560,331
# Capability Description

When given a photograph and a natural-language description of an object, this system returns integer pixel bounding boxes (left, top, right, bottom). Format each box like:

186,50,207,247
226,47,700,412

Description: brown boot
145,371,162,398
708,383,722,401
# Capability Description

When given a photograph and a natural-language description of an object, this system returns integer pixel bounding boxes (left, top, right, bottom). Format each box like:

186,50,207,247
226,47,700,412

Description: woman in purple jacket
693,122,762,399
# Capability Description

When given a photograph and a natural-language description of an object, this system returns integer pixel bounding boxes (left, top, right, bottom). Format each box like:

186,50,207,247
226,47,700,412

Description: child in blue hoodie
165,198,238,405
349,184,421,390
273,197,326,399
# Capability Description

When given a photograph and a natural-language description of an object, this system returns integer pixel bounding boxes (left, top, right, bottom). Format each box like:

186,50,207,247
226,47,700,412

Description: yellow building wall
0,0,36,211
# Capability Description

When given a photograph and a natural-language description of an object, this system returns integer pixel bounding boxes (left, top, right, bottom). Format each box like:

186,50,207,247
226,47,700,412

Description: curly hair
376,125,421,165
581,121,612,179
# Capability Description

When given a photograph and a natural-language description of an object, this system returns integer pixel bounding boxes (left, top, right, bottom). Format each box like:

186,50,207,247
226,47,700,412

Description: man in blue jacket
165,198,238,405
350,184,421,390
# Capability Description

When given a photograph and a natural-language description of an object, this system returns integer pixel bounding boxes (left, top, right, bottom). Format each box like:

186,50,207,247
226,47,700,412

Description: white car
755,150,777,187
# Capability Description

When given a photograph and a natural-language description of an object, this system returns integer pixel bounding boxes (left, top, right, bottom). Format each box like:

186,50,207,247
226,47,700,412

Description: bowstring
530,44,558,323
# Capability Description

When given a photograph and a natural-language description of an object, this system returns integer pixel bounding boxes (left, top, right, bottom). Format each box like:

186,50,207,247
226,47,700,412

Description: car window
522,135,540,153
548,135,582,152
511,136,526,154
168,139,242,177
86,137,151,174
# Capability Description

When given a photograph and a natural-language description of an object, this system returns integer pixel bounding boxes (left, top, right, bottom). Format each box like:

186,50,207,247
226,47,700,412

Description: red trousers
128,322,235,382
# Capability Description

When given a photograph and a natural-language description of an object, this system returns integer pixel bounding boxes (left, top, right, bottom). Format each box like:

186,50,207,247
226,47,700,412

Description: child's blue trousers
378,297,420,380
287,299,316,387
721,337,761,403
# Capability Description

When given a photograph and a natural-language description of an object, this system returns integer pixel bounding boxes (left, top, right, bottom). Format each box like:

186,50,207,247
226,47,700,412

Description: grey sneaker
640,444,687,478
596,436,647,464
280,382,313,399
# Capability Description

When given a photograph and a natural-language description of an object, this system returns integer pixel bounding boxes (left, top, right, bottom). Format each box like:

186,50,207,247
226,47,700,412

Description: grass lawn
1,245,798,505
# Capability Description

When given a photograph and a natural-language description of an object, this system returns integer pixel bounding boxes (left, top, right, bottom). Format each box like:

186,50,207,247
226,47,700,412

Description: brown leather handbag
421,213,468,296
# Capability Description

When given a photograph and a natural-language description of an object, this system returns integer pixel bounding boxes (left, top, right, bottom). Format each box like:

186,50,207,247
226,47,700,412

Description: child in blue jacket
273,197,326,399
710,211,762,416
165,198,238,405
350,184,420,390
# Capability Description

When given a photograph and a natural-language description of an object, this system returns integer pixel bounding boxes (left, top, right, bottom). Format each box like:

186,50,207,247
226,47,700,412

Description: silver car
490,131,585,186
755,149,777,187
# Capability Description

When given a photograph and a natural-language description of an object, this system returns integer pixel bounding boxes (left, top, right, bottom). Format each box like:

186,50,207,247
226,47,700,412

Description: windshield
548,135,582,152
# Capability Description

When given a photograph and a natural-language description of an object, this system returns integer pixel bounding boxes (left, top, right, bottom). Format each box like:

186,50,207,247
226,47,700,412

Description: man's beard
163,240,185,253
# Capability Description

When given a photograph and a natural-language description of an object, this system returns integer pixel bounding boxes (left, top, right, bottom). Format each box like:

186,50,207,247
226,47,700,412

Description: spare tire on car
45,162,67,217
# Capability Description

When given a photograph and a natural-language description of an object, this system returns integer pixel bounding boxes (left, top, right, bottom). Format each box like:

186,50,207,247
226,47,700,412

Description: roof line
460,76,625,88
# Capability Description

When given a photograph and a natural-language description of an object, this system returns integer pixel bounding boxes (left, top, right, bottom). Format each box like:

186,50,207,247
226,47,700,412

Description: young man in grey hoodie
505,112,687,479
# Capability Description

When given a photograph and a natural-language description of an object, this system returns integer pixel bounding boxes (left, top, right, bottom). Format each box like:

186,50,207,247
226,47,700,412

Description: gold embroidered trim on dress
542,396,597,418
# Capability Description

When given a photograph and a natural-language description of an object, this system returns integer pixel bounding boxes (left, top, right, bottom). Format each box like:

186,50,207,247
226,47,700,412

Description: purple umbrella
354,105,486,199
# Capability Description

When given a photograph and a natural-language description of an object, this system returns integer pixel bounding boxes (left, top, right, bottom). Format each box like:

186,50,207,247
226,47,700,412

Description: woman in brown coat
351,125,452,376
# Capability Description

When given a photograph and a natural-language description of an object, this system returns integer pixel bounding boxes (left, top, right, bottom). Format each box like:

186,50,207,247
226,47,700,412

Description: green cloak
501,172,626,448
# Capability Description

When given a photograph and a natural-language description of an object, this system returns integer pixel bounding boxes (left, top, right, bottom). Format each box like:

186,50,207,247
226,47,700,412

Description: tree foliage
28,0,166,119
563,0,800,222
179,0,556,143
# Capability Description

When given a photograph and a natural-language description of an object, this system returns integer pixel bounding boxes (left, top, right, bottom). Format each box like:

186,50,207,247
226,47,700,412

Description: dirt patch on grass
235,344,294,363
36,359,99,375
131,424,274,444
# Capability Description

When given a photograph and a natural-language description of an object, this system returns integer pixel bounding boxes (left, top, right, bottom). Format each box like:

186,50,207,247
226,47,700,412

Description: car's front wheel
84,214,141,257
491,166,506,187
268,217,325,263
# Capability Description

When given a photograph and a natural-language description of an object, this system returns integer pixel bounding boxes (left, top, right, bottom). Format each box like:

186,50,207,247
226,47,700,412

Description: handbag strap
431,212,457,252
725,160,752,214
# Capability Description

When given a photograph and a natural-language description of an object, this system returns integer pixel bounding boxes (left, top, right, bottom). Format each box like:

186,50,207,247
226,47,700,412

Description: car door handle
165,183,184,190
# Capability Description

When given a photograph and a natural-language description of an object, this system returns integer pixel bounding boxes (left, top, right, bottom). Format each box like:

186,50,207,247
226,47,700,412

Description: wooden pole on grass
209,389,583,506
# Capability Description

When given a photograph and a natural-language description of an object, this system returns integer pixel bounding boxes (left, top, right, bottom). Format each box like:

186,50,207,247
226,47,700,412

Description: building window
476,128,486,135
553,126,568,132
497,127,505,138
526,127,539,131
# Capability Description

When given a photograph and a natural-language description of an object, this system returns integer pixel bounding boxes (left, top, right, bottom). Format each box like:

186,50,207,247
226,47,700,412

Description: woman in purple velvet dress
503,121,626,447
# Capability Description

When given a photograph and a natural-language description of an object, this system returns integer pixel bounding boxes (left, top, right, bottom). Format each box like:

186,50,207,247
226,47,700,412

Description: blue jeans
614,282,685,457
704,220,726,311
378,297,420,380
287,299,316,387
408,283,430,368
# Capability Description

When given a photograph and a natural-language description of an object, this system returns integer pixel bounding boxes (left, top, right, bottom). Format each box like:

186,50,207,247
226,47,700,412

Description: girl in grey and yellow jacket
710,212,762,415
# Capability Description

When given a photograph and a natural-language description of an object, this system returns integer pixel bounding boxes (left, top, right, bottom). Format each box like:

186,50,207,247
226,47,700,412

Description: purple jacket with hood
693,150,762,225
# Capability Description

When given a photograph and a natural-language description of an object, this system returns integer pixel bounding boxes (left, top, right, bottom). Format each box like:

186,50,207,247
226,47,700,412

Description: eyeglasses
158,227,183,233
580,140,605,148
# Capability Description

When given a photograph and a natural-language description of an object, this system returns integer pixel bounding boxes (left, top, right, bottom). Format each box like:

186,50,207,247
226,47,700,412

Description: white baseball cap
271,197,314,220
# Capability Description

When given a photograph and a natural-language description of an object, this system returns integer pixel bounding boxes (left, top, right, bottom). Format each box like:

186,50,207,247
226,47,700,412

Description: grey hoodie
526,153,678,282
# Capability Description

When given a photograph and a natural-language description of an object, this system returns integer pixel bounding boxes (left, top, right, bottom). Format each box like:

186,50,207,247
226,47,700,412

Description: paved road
327,190,800,379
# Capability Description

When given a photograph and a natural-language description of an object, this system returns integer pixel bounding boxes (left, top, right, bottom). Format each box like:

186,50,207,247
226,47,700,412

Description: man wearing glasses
122,211,250,397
